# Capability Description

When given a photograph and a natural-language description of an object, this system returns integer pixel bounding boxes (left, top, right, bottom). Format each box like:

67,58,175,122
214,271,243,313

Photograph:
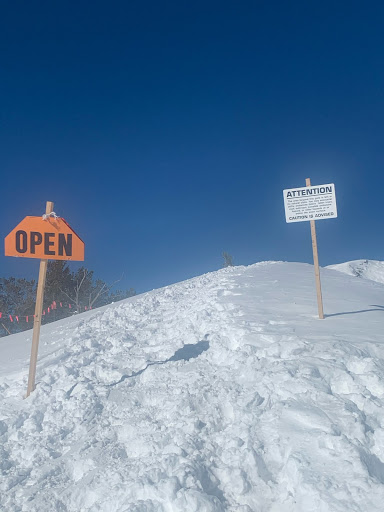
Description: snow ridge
327,259,384,285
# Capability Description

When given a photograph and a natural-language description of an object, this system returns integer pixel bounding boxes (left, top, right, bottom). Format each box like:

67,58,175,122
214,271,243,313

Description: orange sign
5,216,84,261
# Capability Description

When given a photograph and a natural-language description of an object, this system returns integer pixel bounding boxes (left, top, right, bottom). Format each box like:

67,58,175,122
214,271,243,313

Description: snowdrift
1,262,384,511
327,259,384,285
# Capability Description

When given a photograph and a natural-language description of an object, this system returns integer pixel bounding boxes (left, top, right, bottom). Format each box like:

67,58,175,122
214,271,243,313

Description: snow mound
1,261,384,511
327,259,384,285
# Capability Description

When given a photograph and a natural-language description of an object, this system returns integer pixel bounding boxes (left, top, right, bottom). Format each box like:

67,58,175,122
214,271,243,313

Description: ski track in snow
1,262,384,511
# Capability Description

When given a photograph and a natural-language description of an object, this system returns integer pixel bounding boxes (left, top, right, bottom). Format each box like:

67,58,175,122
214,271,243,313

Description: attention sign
5,216,84,261
283,183,337,223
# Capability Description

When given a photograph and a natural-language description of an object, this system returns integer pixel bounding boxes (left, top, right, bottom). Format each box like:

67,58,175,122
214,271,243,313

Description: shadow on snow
108,339,210,387
325,305,384,318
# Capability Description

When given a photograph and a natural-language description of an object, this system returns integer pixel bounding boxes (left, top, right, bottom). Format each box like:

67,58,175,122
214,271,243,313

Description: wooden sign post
4,202,85,397
27,201,54,396
306,178,324,319
283,180,338,319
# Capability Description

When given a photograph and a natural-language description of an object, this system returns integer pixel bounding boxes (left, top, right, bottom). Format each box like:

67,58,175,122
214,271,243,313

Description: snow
1,261,384,511
327,259,384,285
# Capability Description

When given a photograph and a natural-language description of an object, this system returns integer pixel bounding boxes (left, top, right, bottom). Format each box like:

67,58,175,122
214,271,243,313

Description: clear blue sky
1,1,383,293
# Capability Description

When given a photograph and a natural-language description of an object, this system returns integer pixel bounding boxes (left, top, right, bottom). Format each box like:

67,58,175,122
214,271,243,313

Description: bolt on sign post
4,202,85,397
283,180,338,319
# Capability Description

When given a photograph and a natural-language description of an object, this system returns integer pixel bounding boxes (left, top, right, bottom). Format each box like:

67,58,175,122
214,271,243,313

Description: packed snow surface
327,259,384,285
1,262,384,511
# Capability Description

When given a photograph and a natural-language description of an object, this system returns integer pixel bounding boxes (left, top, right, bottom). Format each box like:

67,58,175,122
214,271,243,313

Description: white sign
283,183,337,223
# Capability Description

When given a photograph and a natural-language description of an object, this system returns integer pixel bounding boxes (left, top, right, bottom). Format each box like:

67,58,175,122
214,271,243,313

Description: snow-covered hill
1,262,384,511
327,259,384,285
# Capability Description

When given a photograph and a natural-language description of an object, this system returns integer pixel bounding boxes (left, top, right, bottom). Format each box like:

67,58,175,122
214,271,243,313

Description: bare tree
60,267,89,312
222,252,234,267
60,268,126,312
87,276,123,309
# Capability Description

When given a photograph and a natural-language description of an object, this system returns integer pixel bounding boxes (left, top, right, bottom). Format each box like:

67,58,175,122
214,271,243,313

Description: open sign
5,216,84,261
